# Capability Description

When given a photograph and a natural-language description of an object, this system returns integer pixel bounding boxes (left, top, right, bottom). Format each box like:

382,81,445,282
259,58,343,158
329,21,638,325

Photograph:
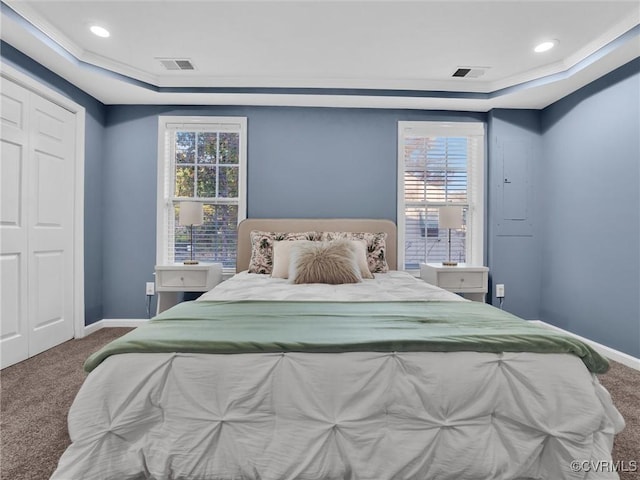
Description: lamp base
442,261,458,266
183,260,199,265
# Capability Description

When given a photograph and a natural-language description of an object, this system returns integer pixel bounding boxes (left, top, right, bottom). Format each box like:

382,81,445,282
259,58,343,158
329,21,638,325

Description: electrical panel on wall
495,140,534,236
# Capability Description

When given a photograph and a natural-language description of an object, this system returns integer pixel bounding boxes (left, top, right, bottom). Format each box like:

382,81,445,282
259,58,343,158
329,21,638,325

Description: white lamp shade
439,206,463,229
179,201,203,226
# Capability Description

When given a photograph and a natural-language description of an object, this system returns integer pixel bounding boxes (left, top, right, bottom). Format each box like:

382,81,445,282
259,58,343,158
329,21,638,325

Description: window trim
156,116,247,271
397,121,485,272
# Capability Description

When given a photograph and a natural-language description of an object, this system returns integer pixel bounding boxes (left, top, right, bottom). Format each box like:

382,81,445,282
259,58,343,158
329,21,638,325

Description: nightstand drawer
438,271,484,289
158,270,208,289
155,264,223,293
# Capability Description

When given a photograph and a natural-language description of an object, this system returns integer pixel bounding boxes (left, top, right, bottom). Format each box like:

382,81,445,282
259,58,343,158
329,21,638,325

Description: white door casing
1,63,85,368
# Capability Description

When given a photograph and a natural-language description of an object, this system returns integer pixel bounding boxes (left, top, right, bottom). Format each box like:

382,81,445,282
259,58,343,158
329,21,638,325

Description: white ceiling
2,0,639,111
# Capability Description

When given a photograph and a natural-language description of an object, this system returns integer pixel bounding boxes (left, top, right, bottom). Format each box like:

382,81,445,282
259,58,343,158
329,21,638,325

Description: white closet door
1,77,76,367
1,79,30,367
27,94,75,356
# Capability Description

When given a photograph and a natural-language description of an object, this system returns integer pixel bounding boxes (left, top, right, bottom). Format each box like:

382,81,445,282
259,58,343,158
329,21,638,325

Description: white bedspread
199,270,465,302
52,272,625,480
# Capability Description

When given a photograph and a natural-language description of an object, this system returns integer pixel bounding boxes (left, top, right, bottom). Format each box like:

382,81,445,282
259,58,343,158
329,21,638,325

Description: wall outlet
146,282,155,296
496,283,505,298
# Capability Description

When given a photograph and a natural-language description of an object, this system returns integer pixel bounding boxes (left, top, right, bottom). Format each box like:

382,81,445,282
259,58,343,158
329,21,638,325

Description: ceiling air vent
158,58,196,71
452,67,487,78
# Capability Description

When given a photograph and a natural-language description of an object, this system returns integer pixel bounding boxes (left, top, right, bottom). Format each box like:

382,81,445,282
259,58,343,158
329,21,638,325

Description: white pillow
271,240,308,279
351,240,374,279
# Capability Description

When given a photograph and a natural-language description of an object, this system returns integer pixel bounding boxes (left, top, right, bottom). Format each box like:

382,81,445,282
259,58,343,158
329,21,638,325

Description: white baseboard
531,320,640,371
83,318,148,336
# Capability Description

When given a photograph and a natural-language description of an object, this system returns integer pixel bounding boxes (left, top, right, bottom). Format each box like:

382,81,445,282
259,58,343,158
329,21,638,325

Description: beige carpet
1,328,133,480
1,328,638,480
597,360,640,480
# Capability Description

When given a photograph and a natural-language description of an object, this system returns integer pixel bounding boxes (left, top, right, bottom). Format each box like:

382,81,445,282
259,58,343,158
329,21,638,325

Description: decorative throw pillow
320,232,389,273
289,239,362,285
272,239,372,280
248,231,318,274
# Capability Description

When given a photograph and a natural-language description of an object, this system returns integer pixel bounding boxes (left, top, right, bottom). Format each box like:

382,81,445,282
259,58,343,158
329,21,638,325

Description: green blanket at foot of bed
84,300,609,373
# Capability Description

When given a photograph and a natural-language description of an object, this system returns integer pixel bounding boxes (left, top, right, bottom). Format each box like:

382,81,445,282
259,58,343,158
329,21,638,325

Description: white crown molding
3,0,85,58
2,0,639,109
491,13,640,92
5,0,638,94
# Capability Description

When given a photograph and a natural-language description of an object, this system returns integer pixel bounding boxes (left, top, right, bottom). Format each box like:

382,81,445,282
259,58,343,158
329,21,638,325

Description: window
157,116,247,271
397,121,484,271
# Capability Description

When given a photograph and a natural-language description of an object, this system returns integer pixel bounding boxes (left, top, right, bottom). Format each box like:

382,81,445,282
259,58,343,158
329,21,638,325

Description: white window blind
157,116,247,270
397,122,484,271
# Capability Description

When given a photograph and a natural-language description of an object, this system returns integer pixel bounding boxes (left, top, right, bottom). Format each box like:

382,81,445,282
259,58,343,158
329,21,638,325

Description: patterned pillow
320,232,389,273
248,231,319,274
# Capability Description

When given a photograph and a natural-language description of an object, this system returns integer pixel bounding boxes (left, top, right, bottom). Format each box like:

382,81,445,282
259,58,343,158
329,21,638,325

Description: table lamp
439,205,463,266
178,201,203,265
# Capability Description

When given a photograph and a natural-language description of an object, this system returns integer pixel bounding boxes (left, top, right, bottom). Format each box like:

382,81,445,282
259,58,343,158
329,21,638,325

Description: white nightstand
420,263,489,302
155,263,223,314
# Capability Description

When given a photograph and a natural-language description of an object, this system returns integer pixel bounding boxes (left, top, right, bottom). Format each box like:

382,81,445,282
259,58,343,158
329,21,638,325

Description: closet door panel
0,79,29,368
28,94,75,357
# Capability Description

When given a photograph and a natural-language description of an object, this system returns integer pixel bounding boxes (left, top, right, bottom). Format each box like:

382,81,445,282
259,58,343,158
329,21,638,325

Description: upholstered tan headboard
236,218,397,272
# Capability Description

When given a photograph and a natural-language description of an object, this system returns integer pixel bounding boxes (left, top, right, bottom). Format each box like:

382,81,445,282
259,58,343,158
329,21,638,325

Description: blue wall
540,58,640,357
487,110,542,320
3,42,639,357
1,41,107,326
103,106,483,318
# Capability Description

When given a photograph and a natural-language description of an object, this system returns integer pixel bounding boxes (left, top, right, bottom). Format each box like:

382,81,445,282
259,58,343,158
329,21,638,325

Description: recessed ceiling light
90,25,110,38
534,41,556,53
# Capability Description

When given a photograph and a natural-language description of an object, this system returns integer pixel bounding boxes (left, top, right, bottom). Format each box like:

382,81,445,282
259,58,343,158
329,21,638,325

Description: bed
52,219,624,480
